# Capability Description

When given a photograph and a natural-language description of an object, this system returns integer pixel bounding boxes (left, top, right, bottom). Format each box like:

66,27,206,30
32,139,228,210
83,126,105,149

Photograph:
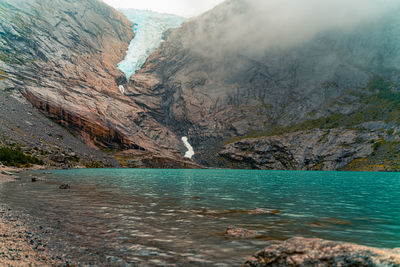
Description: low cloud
182,0,399,57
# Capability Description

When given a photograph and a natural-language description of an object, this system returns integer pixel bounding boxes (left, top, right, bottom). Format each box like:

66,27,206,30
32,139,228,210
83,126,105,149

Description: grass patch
0,146,44,167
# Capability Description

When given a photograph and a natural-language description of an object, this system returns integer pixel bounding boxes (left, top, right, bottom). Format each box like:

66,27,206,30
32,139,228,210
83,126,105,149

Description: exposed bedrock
0,0,192,167
126,0,400,170
218,128,388,171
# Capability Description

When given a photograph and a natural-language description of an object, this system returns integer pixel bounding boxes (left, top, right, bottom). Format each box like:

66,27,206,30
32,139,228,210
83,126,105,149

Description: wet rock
59,184,70,190
226,226,258,238
307,222,325,228
322,217,352,225
243,237,400,266
247,208,280,215
1,170,13,176
187,196,201,199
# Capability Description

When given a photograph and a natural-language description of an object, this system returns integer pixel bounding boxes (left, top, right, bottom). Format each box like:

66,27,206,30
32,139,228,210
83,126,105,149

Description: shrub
0,146,44,167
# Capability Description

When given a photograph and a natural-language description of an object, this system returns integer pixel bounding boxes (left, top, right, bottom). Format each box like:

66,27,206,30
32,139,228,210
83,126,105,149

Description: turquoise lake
1,169,399,266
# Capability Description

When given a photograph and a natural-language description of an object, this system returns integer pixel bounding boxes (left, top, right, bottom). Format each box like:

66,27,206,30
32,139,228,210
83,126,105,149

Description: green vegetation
276,77,400,132
227,76,400,144
0,69,5,80
67,155,80,163
343,139,400,171
84,160,105,169
371,139,400,157
0,51,25,65
0,146,44,167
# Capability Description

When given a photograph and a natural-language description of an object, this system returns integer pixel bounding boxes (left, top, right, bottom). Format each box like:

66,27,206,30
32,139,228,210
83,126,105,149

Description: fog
102,0,224,17
183,0,399,57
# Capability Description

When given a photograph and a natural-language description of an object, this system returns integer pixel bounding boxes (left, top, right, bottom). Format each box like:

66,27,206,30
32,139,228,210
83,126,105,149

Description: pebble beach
0,167,71,267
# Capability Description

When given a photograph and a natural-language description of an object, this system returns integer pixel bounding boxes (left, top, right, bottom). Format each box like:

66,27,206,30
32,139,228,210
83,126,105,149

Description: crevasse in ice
118,9,186,78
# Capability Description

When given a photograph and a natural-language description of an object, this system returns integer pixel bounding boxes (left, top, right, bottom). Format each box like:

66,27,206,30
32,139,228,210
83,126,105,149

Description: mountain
0,0,197,168
2,0,400,170
124,0,400,170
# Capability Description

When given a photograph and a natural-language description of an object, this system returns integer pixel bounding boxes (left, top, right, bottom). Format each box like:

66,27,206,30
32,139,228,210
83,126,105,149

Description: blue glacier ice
118,9,186,78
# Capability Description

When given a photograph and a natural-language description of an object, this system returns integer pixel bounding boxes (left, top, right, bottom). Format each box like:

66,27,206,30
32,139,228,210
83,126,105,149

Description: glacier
118,9,186,78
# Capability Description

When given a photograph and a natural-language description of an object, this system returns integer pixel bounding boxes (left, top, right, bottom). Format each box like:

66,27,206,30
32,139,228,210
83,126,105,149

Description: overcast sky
102,0,225,17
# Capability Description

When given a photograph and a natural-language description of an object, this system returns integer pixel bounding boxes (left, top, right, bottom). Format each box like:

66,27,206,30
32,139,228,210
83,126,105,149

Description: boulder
243,237,400,266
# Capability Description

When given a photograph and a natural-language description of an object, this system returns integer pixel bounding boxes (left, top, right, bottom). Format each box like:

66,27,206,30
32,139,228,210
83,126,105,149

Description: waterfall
182,136,195,159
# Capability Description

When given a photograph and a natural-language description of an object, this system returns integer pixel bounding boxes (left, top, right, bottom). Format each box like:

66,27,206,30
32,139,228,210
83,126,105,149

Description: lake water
1,169,399,266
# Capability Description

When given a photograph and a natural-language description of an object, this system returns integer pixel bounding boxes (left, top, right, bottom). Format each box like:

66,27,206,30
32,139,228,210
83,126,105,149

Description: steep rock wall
0,0,192,167
126,0,400,170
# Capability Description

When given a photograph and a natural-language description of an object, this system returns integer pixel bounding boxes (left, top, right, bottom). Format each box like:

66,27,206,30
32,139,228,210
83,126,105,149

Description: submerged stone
226,226,259,238
59,184,70,190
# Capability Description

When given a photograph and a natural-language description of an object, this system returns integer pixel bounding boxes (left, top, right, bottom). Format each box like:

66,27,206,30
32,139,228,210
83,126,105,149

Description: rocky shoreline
1,168,75,266
0,165,48,182
0,203,76,266
0,167,70,266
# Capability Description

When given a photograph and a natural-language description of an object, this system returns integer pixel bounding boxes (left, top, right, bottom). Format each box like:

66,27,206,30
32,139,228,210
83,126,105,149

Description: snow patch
182,137,195,159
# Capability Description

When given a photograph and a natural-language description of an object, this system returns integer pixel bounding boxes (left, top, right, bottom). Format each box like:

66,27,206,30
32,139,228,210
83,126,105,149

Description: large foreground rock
243,237,400,267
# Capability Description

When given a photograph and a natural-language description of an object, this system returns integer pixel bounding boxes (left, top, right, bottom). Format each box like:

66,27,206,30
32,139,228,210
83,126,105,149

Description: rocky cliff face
219,128,379,171
0,0,196,168
126,0,400,170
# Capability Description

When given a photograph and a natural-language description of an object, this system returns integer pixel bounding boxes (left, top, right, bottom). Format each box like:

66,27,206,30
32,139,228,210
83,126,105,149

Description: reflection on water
1,169,400,266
